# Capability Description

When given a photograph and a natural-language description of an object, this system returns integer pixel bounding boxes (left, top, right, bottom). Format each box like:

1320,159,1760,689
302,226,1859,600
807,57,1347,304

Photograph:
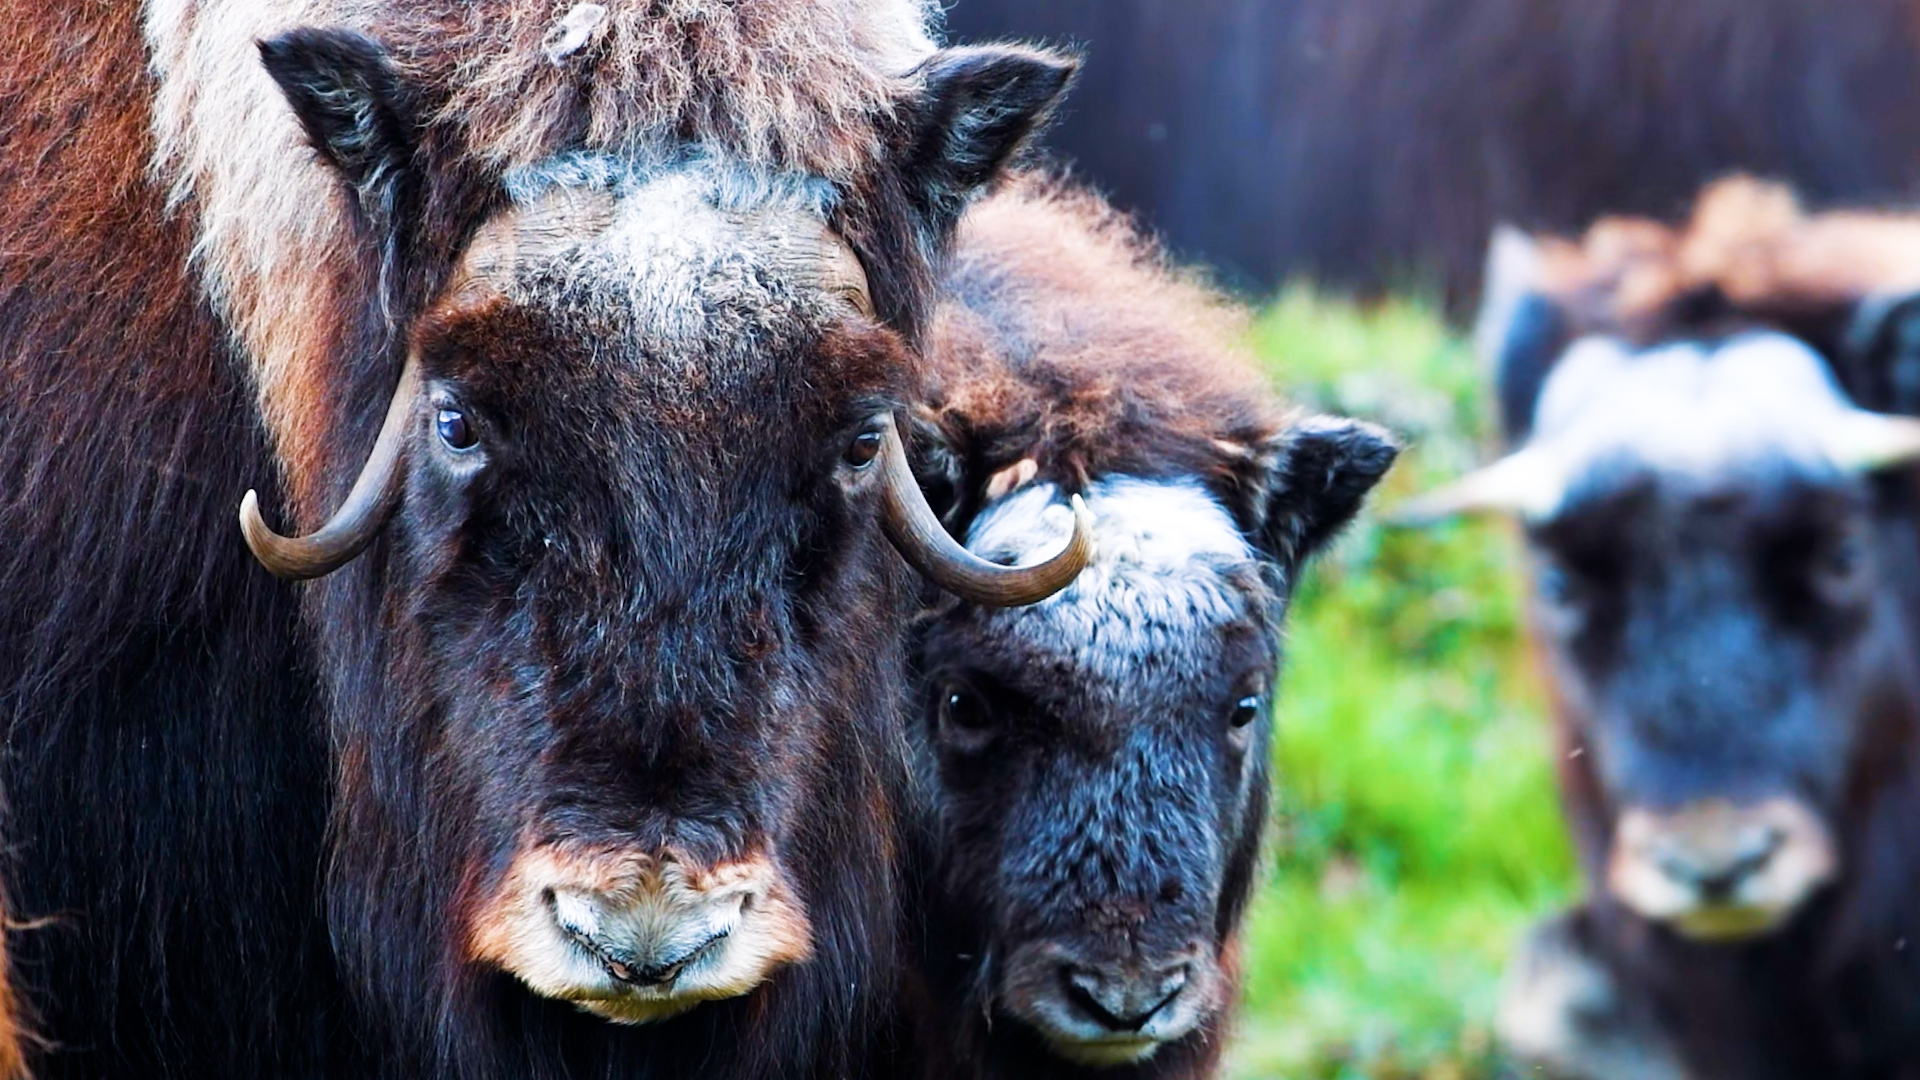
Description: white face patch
965,477,1262,680
491,154,855,346
1531,333,1862,484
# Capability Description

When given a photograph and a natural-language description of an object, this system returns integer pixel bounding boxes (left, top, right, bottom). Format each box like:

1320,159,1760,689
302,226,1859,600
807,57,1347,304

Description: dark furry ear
1840,291,1920,415
259,28,416,232
1251,417,1399,567
900,45,1077,241
1478,226,1570,444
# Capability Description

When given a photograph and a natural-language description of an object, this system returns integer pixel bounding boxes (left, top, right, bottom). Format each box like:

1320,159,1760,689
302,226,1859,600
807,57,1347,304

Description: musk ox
943,0,1920,301
1404,179,1920,1078
903,176,1397,1077
0,2,1089,1077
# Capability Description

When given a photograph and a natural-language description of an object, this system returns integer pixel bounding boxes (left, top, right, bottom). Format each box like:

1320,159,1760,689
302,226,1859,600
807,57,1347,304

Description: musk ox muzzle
466,843,813,1023
1606,797,1837,941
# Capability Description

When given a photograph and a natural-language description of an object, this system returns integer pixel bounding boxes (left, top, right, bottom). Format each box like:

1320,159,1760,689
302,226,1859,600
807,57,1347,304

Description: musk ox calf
903,176,1397,1077
1406,179,1920,1079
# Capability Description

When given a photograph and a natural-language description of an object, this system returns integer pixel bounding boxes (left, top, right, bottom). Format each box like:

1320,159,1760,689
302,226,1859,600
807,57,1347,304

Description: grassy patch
1227,288,1575,1079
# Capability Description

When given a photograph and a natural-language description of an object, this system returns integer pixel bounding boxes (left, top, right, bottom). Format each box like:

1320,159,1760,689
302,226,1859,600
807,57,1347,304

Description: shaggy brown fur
145,0,937,499
0,884,24,1080
1524,177,1920,344
362,0,935,176
1491,177,1920,437
916,175,1287,522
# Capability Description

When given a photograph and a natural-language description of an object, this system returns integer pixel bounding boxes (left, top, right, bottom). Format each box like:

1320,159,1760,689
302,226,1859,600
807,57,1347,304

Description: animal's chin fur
1043,1034,1164,1068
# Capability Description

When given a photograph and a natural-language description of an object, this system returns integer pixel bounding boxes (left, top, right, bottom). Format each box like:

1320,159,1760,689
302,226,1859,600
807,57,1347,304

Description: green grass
1227,288,1576,1079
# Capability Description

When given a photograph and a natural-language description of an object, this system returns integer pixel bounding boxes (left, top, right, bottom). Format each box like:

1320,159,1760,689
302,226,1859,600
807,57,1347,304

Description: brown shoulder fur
0,885,25,1080
924,173,1289,498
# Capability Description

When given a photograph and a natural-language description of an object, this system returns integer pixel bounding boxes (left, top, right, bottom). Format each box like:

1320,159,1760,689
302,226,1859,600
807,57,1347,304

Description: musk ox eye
1809,529,1870,603
936,683,991,736
843,426,884,469
1229,695,1262,728
436,407,476,451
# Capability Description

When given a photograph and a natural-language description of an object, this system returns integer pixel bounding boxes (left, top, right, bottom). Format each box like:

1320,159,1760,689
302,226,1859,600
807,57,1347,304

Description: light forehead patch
1532,333,1861,482
483,153,856,342
965,477,1262,675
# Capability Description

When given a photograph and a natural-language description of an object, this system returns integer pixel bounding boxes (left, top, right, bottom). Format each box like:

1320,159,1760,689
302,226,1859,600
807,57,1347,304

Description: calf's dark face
918,422,1396,1065
252,29,1076,1023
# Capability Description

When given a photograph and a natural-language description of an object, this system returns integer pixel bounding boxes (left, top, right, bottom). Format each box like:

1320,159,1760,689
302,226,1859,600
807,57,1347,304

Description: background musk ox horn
1390,444,1570,525
1821,410,1920,473
239,356,421,579
878,415,1093,605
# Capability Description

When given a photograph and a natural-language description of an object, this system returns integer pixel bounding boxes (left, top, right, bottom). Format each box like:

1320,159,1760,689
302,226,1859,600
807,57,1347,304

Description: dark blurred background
946,0,1920,305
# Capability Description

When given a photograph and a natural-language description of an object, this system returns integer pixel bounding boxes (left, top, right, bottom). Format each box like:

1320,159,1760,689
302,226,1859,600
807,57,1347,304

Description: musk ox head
1405,221,1920,943
243,26,1086,1037
915,419,1396,1066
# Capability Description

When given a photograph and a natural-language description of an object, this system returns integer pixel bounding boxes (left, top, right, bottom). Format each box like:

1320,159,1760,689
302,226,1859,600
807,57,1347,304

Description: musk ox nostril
1656,825,1785,900
1062,963,1190,1032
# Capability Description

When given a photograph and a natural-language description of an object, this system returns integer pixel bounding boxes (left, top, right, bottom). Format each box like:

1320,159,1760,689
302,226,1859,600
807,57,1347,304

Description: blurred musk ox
944,0,1920,301
1405,179,1920,1078
905,176,1396,1077
0,2,1092,1077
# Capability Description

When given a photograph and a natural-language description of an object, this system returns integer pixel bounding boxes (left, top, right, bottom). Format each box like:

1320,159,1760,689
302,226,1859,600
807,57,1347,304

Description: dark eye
843,425,884,469
436,407,476,451
936,683,992,736
1229,695,1262,729
1536,561,1579,608
1811,529,1869,600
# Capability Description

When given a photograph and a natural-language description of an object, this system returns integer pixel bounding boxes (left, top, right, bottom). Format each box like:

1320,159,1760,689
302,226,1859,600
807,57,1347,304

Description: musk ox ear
1478,226,1570,444
259,28,417,240
899,45,1077,241
1840,290,1920,415
1248,417,1399,569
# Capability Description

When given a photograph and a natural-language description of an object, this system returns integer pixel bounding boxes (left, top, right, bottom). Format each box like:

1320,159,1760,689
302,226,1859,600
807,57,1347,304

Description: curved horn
239,355,422,579
877,416,1093,606
1389,444,1569,526
1822,410,1920,473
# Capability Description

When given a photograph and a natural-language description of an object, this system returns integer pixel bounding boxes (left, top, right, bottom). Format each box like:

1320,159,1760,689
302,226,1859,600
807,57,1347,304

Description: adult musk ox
904,176,1397,1077
1404,179,1920,1078
944,0,1920,301
0,2,1089,1077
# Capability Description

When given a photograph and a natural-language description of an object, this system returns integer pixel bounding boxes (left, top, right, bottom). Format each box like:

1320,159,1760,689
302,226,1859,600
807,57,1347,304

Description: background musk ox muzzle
239,27,1084,1029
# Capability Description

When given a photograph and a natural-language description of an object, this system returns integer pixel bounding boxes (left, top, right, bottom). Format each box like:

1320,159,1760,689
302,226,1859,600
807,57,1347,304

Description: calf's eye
1229,695,1263,728
937,683,991,735
436,407,476,451
844,426,884,469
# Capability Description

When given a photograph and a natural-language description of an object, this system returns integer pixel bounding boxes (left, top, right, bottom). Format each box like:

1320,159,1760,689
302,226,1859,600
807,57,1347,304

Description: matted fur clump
1528,176,1920,342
